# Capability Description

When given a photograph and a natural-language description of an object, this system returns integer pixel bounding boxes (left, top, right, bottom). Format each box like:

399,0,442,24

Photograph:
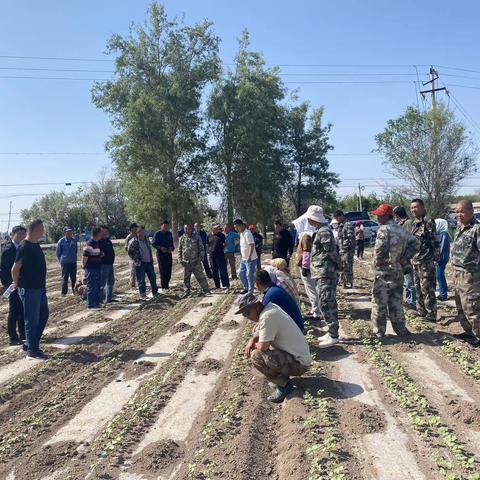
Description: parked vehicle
344,211,370,222
348,219,379,242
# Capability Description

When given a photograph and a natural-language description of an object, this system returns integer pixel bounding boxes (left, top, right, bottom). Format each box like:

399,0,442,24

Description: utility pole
420,66,447,111
6,201,12,233
419,67,448,205
358,184,364,211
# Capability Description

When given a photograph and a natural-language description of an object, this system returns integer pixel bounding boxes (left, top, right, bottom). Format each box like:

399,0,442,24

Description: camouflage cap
234,293,260,315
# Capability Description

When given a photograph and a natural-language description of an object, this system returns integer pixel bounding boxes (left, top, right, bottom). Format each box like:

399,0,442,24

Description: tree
340,193,384,212
21,176,128,242
284,102,338,216
208,31,287,227
375,104,477,217
92,2,220,242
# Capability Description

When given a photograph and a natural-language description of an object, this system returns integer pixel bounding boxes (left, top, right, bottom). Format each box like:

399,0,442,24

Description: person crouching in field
236,293,311,403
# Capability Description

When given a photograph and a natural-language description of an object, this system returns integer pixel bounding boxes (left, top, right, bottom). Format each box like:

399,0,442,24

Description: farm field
0,250,479,480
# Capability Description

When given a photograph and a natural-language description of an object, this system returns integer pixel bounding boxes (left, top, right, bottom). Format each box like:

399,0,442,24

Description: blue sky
1,0,479,229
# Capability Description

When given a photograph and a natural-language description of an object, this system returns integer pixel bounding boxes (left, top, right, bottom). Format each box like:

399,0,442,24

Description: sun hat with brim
372,204,394,216
234,293,259,315
305,205,326,224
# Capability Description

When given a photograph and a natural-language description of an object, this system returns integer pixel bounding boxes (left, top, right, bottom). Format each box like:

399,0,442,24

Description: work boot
453,332,480,346
318,333,339,348
267,381,294,403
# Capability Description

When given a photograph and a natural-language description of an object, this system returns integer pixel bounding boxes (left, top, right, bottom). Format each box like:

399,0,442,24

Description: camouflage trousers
340,252,354,287
183,261,210,292
371,272,409,336
315,274,339,337
413,261,437,321
250,348,309,387
453,270,480,339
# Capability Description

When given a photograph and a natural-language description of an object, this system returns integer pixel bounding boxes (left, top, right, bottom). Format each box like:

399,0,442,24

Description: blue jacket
436,231,451,266
262,285,304,331
56,237,78,264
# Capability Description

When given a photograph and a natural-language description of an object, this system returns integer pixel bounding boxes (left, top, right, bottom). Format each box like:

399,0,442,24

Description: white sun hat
305,205,326,224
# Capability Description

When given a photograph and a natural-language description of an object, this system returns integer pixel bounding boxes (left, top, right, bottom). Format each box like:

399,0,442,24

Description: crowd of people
0,199,479,404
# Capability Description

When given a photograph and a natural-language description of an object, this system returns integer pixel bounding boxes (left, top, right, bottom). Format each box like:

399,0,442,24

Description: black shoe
22,342,28,351
9,339,22,346
26,350,47,360
437,295,447,301
403,303,416,311
453,332,477,342
240,289,249,295
106,299,119,303
267,381,294,403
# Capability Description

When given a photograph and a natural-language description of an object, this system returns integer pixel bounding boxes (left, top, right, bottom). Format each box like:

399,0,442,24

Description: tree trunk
296,164,303,217
225,148,234,224
171,205,179,247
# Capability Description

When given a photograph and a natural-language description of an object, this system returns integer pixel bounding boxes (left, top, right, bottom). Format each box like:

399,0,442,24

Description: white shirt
240,229,257,261
258,303,311,366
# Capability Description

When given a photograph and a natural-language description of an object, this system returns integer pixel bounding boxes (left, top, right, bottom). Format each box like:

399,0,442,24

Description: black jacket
272,228,293,259
99,238,116,265
0,241,17,286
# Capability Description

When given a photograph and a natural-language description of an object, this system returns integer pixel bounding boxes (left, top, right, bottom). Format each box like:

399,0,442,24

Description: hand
301,268,310,277
244,338,256,358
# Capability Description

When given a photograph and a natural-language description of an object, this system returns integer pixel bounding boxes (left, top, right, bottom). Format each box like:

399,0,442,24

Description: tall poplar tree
92,2,220,241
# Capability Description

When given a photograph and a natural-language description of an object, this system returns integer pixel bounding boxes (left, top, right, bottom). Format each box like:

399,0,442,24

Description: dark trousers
209,253,230,288
157,251,173,289
18,288,49,353
135,262,159,296
61,262,77,295
356,240,364,258
7,289,25,341
85,267,102,308
101,264,115,302
203,248,213,278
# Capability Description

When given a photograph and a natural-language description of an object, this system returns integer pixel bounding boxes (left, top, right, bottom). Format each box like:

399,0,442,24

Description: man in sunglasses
236,293,311,403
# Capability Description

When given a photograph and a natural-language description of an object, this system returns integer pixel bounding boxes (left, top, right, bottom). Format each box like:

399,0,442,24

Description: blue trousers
18,288,49,353
101,264,115,302
239,259,256,294
85,267,102,308
135,262,158,296
436,261,448,300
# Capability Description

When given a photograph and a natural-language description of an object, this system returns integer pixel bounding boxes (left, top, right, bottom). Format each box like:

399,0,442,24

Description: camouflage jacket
451,218,480,273
337,221,355,255
311,225,341,277
178,233,204,264
404,216,440,264
373,220,420,276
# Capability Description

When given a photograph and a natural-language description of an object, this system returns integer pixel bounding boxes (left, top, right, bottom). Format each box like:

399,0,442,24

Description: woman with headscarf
354,220,365,258
264,258,300,303
435,218,451,301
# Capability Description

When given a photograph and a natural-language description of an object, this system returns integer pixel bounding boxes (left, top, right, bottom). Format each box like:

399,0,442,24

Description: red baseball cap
372,204,394,216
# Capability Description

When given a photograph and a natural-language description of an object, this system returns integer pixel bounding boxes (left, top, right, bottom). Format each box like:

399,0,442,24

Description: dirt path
2,250,480,479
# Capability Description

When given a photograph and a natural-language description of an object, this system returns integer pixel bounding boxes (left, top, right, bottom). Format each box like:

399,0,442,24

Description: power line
0,152,106,155
0,181,88,187
0,66,114,73
0,54,113,62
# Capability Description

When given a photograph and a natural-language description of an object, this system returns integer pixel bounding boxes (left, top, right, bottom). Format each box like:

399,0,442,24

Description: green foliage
208,30,287,225
284,102,338,216
375,104,477,218
92,2,220,240
20,175,128,242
